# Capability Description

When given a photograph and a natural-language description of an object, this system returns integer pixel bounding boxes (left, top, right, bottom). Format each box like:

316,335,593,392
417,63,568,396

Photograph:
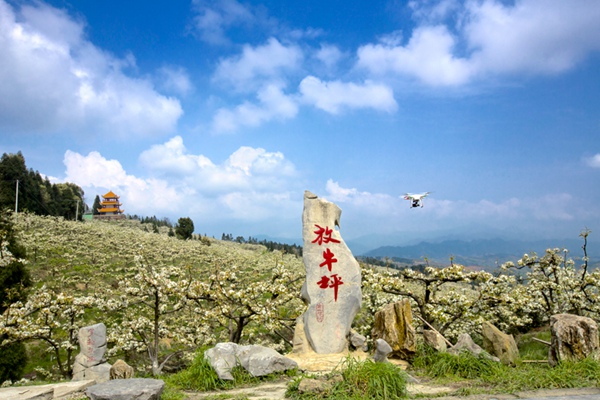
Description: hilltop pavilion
95,190,125,220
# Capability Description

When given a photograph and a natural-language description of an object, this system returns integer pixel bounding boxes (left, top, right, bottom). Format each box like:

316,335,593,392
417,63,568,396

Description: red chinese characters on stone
312,224,340,245
312,224,343,302
317,274,344,302
319,248,338,272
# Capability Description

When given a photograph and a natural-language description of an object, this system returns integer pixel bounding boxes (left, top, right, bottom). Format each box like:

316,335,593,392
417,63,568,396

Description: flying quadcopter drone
403,192,430,208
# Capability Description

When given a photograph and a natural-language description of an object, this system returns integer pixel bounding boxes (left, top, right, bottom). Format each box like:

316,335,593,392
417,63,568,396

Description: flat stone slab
0,380,95,400
86,378,164,400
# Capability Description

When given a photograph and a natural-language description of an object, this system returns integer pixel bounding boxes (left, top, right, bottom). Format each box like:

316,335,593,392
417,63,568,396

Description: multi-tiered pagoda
95,190,125,220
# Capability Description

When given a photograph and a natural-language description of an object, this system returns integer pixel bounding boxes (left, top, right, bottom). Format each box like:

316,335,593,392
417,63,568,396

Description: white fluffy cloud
0,0,182,137
213,38,303,91
299,76,398,114
211,83,298,133
191,0,264,45
63,137,300,226
358,0,600,86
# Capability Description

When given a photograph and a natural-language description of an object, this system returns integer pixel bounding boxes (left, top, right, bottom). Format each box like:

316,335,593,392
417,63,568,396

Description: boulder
423,329,447,352
371,299,417,359
110,359,134,380
373,338,393,363
549,314,600,367
86,378,164,400
236,345,299,377
204,342,239,380
349,329,368,351
298,191,362,354
205,343,298,381
482,322,519,366
449,333,499,362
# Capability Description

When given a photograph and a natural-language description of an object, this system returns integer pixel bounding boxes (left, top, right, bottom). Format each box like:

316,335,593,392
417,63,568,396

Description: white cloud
585,154,600,168
299,76,397,114
357,0,600,86
213,38,303,91
315,44,344,70
0,0,182,137
465,0,600,75
211,83,298,133
357,25,473,86
157,66,193,96
63,139,301,231
191,0,263,45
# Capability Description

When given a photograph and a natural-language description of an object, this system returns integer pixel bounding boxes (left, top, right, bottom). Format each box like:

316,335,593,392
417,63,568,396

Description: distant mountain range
361,238,600,269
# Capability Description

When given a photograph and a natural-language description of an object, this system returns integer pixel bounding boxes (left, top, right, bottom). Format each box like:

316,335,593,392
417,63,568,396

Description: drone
403,192,430,208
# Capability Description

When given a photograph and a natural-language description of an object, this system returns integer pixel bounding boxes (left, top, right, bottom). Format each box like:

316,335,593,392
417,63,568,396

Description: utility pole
75,200,79,221
15,180,19,215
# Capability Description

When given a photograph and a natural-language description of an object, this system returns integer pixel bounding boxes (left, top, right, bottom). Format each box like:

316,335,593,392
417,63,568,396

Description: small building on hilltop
94,190,125,220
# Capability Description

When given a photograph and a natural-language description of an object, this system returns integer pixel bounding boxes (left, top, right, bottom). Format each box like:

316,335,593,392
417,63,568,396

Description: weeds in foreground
287,357,408,400
411,345,600,394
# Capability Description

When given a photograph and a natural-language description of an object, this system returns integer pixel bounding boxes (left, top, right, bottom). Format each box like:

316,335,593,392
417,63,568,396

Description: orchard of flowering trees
0,211,598,380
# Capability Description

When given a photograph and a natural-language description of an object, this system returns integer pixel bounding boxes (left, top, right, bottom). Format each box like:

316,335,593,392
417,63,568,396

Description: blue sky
1,0,599,247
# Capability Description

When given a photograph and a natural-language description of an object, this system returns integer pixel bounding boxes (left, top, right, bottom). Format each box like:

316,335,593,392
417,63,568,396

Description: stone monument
72,323,112,383
296,190,361,354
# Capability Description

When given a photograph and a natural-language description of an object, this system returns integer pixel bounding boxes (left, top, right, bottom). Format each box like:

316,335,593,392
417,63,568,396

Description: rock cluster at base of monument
72,323,112,383
371,299,417,359
86,378,164,400
482,322,519,366
296,191,362,354
205,342,298,380
549,313,599,367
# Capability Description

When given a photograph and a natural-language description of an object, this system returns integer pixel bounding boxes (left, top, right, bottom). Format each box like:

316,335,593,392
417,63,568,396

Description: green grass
287,357,408,400
164,348,297,397
411,345,600,395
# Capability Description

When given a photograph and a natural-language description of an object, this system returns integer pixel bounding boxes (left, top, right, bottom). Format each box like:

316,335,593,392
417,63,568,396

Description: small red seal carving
316,302,324,323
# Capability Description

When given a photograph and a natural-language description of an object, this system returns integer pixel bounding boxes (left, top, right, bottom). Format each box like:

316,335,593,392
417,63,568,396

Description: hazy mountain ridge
362,238,600,268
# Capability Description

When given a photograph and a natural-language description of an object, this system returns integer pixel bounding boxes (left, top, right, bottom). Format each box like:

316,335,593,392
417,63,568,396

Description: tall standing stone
298,191,361,354
72,323,112,383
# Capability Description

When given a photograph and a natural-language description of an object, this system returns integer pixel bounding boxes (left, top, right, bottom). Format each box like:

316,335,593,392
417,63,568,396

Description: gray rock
299,191,362,354
205,343,298,381
349,329,368,351
449,333,500,362
371,299,417,359
373,338,393,363
549,313,600,367
76,323,107,367
237,345,298,377
72,362,112,383
204,342,239,380
423,329,447,352
482,322,519,366
86,378,164,400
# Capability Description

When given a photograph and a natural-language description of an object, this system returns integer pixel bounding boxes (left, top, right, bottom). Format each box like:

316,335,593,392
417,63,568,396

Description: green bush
0,342,28,383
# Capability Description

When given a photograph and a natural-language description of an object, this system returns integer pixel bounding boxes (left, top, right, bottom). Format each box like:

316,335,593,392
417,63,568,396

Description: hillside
13,213,305,294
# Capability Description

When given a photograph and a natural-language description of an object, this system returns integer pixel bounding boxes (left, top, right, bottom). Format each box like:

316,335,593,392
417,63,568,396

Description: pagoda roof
102,190,120,199
98,207,123,213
